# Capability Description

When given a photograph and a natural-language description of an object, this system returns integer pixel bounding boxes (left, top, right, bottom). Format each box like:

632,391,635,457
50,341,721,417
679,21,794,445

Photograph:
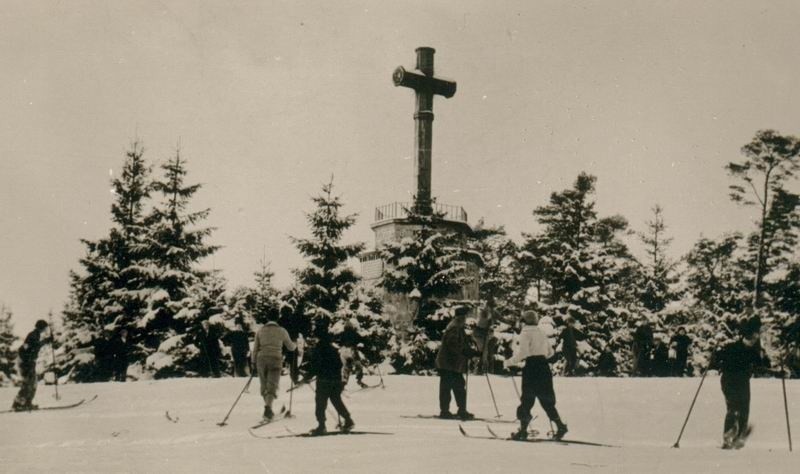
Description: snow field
0,374,797,473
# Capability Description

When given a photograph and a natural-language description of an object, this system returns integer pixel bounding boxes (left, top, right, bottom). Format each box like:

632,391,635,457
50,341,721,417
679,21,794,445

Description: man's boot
511,415,532,440
553,419,569,440
310,424,327,436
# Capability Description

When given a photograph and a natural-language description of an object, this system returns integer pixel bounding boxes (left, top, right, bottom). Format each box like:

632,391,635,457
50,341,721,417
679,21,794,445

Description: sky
1,0,799,336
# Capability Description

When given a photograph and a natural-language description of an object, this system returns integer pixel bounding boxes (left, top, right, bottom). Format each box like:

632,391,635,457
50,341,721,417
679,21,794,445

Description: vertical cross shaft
393,47,457,216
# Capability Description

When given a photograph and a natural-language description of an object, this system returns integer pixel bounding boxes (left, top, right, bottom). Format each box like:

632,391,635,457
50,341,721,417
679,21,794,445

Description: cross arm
393,66,457,99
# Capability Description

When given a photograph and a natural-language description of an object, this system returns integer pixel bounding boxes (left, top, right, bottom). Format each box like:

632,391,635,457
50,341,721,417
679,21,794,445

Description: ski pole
780,353,793,452
484,372,501,418
672,369,708,448
376,362,386,389
47,311,60,400
511,374,520,398
286,372,295,418
217,373,255,426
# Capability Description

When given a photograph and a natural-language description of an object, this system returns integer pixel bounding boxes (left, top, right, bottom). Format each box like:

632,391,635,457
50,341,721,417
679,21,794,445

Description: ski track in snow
0,375,797,473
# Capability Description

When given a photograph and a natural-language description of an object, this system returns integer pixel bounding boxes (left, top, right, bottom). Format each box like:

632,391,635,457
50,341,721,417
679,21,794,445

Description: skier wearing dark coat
307,319,354,435
109,328,132,382
279,305,311,383
224,318,250,377
435,307,479,420
632,320,654,376
710,318,771,449
504,309,568,440
651,336,671,377
559,316,584,376
197,320,223,378
669,327,692,376
12,320,50,411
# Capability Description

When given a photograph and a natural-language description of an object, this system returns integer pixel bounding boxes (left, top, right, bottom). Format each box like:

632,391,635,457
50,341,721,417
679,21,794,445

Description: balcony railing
374,201,467,224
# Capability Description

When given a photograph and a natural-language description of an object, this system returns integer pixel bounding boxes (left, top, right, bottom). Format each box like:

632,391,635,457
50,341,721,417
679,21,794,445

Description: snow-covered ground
1,374,797,473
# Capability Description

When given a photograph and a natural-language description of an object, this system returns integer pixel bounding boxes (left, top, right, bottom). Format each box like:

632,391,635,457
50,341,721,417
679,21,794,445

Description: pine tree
638,205,679,312
140,148,221,377
0,304,18,386
291,178,364,322
60,141,152,381
251,257,280,324
727,130,800,309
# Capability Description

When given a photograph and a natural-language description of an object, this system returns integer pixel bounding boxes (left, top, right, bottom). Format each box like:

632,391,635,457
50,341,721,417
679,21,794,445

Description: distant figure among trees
224,318,250,377
197,320,223,378
632,319,654,376
669,327,692,376
559,316,584,376
109,328,131,382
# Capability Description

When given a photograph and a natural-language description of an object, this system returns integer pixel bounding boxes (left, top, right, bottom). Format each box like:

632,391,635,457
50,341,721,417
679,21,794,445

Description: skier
339,324,367,388
650,335,671,377
278,304,310,383
12,319,50,411
669,326,692,376
224,317,251,377
109,328,131,382
632,318,654,376
558,316,584,376
307,318,354,435
504,309,568,440
710,317,771,449
436,306,478,420
196,320,223,377
251,309,296,420
596,341,618,376
471,305,493,374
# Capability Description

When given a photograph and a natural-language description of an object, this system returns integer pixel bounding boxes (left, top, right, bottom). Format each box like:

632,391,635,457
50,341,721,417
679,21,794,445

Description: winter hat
35,319,48,330
522,310,539,325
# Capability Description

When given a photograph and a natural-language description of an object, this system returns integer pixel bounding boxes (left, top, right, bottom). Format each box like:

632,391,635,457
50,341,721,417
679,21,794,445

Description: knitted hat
35,319,48,330
522,310,539,325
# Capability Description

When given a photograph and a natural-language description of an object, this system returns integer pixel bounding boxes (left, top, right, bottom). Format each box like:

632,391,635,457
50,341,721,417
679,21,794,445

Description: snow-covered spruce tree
290,178,364,323
0,304,18,386
60,142,152,382
140,149,220,377
330,286,394,367
637,205,679,312
380,209,473,374
520,173,641,374
146,271,230,378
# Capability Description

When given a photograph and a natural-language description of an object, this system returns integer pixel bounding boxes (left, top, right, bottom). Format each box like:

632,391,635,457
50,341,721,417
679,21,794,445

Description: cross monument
393,47,457,215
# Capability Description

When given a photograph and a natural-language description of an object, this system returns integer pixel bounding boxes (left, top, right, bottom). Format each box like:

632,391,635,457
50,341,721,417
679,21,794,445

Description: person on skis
436,306,479,421
710,316,771,449
307,318,354,435
251,309,296,421
339,324,368,388
504,308,568,440
12,319,50,411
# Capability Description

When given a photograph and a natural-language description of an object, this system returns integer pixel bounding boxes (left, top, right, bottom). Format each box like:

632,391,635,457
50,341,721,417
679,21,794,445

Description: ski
249,426,393,439
347,383,384,394
459,424,619,448
0,395,98,414
287,378,315,393
165,411,179,423
250,405,288,430
402,414,517,424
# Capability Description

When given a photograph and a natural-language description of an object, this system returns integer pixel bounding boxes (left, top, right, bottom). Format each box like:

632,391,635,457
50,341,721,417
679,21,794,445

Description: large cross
393,47,457,216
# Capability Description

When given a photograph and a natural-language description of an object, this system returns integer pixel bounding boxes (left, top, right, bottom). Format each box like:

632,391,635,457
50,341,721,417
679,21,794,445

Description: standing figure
596,341,618,377
339,324,367,388
308,319,354,435
279,304,310,383
504,310,568,440
471,306,493,374
12,320,50,411
710,318,771,449
651,335,670,377
251,310,296,420
109,328,132,382
435,307,478,420
669,327,692,376
224,318,251,377
632,319,654,376
559,316,584,376
197,320,223,378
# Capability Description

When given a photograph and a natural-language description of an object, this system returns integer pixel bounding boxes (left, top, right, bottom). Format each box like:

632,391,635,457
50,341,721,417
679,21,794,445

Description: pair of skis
458,424,619,448
0,394,98,414
402,414,517,424
249,425,392,439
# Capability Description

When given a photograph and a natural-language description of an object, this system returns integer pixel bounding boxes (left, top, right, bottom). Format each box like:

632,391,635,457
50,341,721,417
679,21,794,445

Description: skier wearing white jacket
504,309,568,440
